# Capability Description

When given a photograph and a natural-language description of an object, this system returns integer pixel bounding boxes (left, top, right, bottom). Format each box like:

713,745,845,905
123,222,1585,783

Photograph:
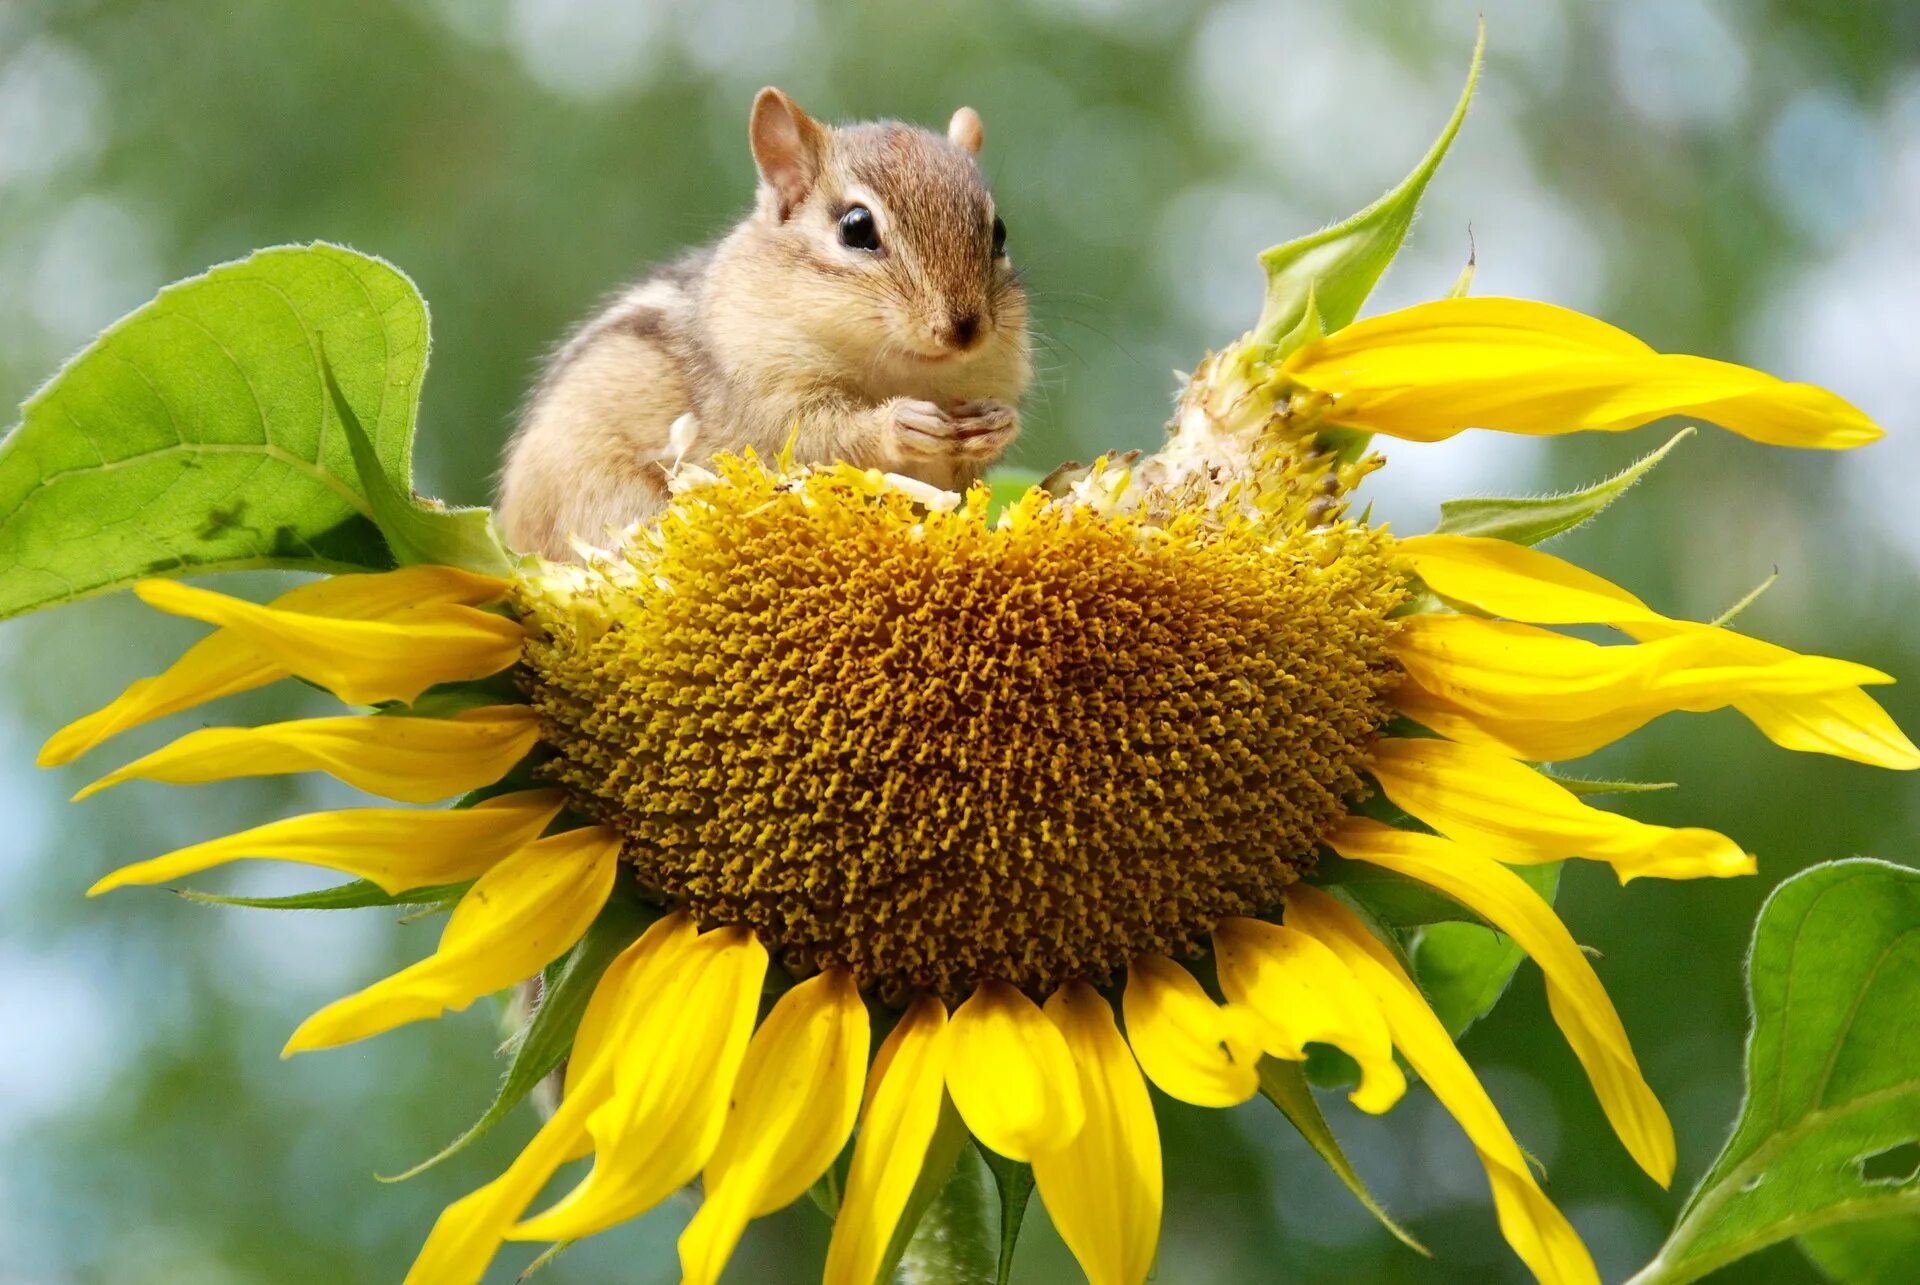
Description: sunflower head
516,455,1406,1001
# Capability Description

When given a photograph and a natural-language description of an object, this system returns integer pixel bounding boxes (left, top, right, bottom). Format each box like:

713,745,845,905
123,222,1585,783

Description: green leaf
1431,427,1693,546
380,892,658,1182
1254,20,1483,343
321,352,512,575
0,243,426,619
977,1147,1037,1285
1413,862,1562,1038
174,878,470,911
1257,1057,1429,1256
1801,1214,1920,1284
1629,859,1920,1285
881,1094,981,1284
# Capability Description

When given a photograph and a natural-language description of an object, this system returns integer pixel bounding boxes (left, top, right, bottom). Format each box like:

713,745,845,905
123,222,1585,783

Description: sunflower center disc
517,466,1405,1001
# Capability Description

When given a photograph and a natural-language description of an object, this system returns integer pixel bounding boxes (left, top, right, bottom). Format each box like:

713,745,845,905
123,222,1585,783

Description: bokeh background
3,0,1918,1281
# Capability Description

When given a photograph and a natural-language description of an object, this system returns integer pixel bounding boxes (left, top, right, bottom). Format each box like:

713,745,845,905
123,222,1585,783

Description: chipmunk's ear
751,87,827,220
948,106,984,155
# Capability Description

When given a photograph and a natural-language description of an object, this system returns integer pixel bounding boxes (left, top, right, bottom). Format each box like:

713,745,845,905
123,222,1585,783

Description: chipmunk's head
745,87,1030,391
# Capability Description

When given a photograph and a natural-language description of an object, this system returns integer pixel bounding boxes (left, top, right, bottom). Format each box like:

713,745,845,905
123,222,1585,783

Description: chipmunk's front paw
945,399,1019,459
881,398,961,463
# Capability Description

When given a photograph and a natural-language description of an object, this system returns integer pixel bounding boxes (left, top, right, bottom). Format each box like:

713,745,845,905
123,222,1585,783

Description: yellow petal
1327,819,1675,1186
1283,296,1881,450
1620,619,1920,771
1392,614,1887,761
1396,537,1918,769
511,925,768,1241
563,912,699,1105
132,577,523,706
283,825,621,1053
1120,954,1262,1108
946,980,1086,1162
74,705,542,804
1031,982,1162,1285
679,970,869,1285
402,912,696,1285
1211,917,1405,1113
1393,677,1645,763
1369,737,1752,882
823,996,951,1285
1396,533,1664,625
1283,884,1600,1285
39,566,509,767
1735,686,1920,770
86,789,565,896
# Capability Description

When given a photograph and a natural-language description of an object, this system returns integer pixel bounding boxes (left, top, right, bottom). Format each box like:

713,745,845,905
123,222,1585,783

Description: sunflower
23,43,1916,1285
41,275,1912,1285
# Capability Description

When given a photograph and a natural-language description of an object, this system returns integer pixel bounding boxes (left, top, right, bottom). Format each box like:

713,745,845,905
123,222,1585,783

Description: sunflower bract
517,458,1405,1000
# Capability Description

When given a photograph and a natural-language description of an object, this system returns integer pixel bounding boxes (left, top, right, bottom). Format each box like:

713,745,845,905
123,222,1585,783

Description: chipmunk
498,88,1032,560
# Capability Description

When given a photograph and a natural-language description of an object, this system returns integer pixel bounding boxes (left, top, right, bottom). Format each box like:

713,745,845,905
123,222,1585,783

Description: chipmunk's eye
838,205,880,252
991,215,1007,258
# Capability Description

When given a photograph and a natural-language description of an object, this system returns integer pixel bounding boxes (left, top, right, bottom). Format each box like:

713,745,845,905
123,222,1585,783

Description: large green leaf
0,243,424,619
1430,427,1692,546
1629,860,1920,1285
1802,1214,1920,1283
1254,21,1482,343
1413,862,1563,1038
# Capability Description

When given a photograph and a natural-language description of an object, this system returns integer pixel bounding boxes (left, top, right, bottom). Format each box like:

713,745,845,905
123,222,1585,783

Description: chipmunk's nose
943,312,982,351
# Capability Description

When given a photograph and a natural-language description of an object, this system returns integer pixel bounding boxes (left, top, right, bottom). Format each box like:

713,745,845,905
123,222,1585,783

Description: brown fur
499,91,1032,560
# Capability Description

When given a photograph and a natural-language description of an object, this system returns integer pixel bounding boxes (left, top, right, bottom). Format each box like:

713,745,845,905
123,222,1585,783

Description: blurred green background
3,0,1918,1281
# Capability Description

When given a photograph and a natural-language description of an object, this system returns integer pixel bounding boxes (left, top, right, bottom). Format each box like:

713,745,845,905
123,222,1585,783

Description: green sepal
1413,861,1562,1038
1548,775,1678,797
807,1135,854,1220
1630,859,1920,1285
1270,286,1326,355
379,889,660,1183
1445,241,1478,299
516,1239,576,1280
375,674,526,720
879,1093,978,1283
1257,1057,1429,1256
322,351,513,575
1712,571,1779,626
0,243,422,621
174,878,470,911
1254,20,1483,346
1304,890,1418,1092
976,1146,1037,1285
1431,427,1693,545
1313,851,1495,930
